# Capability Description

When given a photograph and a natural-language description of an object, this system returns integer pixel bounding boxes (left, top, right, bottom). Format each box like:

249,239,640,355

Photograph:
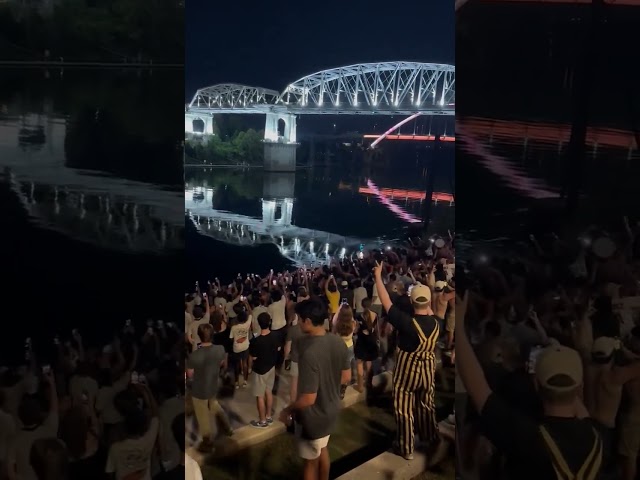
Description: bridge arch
277,118,286,138
278,62,455,111
192,118,205,133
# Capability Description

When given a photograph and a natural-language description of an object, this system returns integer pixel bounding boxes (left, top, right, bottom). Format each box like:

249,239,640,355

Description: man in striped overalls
374,262,440,460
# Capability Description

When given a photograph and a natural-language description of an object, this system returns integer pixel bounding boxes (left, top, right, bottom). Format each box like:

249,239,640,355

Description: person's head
534,345,583,406
192,305,204,320
295,298,328,333
484,320,501,339
298,286,307,297
328,283,337,293
30,438,68,480
233,303,249,323
337,304,354,324
59,406,90,460
271,290,283,302
210,310,225,333
122,409,148,437
197,323,213,343
257,312,272,331
591,336,617,364
18,395,44,428
362,297,372,311
434,281,448,294
170,413,186,454
340,280,349,290
336,314,355,337
409,284,431,312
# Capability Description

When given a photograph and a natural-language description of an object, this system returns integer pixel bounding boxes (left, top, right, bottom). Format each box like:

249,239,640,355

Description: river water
185,142,454,286
455,3,640,260
0,68,184,364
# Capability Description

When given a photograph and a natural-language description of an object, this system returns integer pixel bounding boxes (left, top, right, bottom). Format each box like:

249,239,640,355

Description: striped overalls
393,318,439,456
539,425,602,480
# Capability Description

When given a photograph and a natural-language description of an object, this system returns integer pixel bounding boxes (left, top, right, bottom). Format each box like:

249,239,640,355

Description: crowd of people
184,234,456,479
0,320,188,480
456,217,640,480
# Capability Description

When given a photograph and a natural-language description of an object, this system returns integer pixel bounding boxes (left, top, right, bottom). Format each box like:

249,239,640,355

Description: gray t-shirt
286,321,304,363
297,334,350,440
188,344,225,399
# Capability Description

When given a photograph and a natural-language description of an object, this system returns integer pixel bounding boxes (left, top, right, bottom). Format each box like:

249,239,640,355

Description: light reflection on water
185,162,454,270
0,112,183,253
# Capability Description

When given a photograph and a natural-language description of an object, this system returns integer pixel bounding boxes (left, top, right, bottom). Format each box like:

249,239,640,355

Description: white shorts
295,423,330,460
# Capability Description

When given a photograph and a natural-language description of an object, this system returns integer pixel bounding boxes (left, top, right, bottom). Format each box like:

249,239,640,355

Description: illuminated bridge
186,62,454,147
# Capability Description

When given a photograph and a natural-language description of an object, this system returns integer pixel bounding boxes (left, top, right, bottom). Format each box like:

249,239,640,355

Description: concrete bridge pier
185,113,214,135
263,112,298,172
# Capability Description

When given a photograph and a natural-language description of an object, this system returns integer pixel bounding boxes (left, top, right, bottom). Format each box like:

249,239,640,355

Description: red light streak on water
366,179,423,223
457,124,559,199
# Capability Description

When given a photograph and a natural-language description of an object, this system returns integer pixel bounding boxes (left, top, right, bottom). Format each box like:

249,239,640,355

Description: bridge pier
263,143,297,172
185,113,214,136
263,112,298,172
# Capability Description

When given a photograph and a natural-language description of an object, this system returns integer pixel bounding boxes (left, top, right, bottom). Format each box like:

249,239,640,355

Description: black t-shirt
155,465,184,480
212,329,233,354
387,305,437,353
249,332,280,374
479,393,602,480
340,288,354,307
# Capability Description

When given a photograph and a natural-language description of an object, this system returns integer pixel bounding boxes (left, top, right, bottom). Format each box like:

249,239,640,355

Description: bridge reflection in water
185,170,447,266
186,177,366,267
5,169,183,253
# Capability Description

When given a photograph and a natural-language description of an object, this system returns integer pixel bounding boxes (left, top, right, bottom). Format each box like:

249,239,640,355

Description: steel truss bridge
187,62,455,117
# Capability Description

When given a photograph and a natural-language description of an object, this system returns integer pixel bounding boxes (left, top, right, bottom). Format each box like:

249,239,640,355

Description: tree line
0,0,183,62
185,129,265,166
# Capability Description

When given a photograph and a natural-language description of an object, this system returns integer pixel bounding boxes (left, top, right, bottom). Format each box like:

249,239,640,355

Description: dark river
0,68,184,364
185,142,454,287
455,3,640,260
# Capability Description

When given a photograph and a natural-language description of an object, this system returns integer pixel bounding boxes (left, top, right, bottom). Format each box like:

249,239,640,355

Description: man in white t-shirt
106,385,160,480
8,369,59,480
229,307,253,387
371,282,384,318
352,280,368,314
252,298,269,337
267,290,288,370
268,291,287,332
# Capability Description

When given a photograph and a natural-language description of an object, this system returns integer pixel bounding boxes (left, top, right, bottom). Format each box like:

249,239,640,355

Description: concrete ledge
190,384,368,464
335,450,427,480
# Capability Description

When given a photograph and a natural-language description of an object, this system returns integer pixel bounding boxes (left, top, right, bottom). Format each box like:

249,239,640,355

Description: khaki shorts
250,367,275,397
289,360,298,377
295,422,330,460
618,419,640,458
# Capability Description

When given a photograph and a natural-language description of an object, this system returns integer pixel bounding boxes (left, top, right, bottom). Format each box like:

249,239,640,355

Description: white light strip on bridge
369,113,424,149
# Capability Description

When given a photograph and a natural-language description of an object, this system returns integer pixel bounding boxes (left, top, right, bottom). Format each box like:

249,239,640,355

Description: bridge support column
263,143,297,172
263,112,298,172
264,112,297,143
184,114,214,135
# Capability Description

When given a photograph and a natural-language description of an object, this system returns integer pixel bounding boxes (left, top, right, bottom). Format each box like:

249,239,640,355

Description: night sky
186,0,454,101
